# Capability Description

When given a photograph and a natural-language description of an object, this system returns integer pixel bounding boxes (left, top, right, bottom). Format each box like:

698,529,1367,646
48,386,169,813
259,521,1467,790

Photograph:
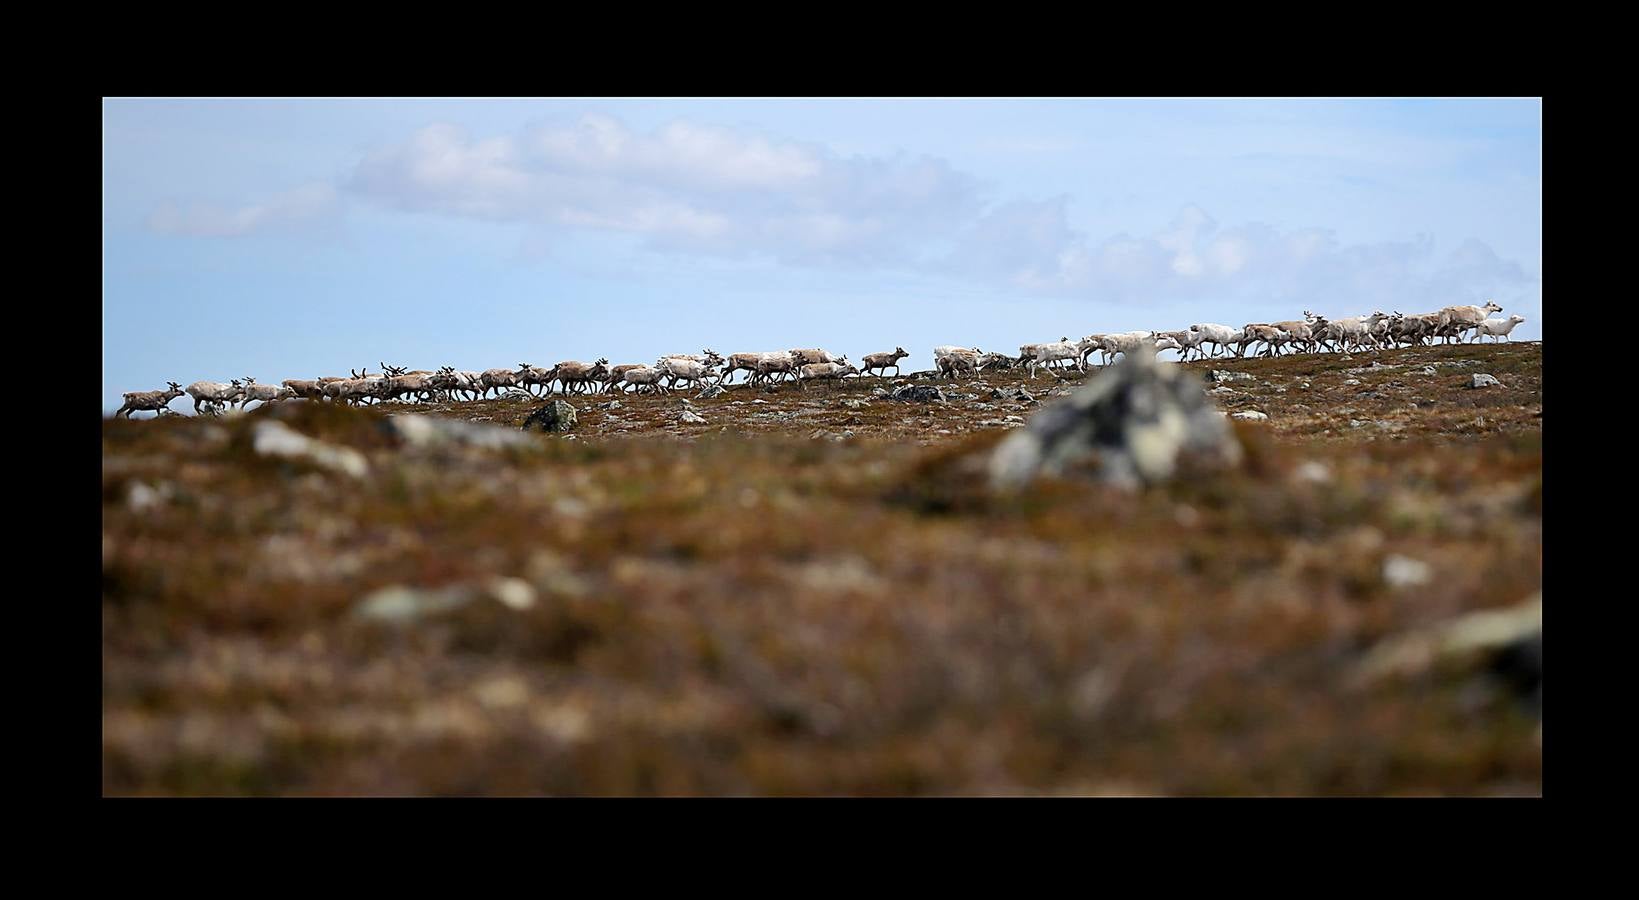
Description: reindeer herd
113,302,1527,418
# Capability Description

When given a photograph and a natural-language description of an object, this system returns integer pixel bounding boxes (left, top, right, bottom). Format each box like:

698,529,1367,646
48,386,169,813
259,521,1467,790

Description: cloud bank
149,113,1537,313
345,117,984,268
148,183,339,238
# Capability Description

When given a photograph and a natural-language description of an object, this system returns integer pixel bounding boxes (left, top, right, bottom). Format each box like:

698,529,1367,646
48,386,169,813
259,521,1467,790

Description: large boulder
521,400,578,433
989,350,1242,490
891,385,947,403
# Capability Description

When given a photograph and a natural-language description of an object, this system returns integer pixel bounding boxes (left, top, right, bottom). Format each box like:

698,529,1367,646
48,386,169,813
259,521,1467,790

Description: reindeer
116,382,184,419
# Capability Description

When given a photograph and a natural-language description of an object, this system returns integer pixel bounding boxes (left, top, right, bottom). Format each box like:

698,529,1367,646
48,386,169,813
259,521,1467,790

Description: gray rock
1344,378,1361,386
1470,373,1501,388
387,414,533,450
1208,370,1255,382
990,351,1243,491
871,388,890,398
891,385,947,403
1232,410,1269,421
679,409,708,424
1351,594,1541,700
521,400,578,433
1419,366,1438,376
598,400,623,410
252,421,369,478
839,399,870,410
1293,460,1332,484
696,384,725,400
1382,554,1432,589
353,577,536,625
126,481,168,512
989,387,1036,403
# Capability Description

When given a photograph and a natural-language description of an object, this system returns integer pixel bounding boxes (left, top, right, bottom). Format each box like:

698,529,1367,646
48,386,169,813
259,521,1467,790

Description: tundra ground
103,342,1542,795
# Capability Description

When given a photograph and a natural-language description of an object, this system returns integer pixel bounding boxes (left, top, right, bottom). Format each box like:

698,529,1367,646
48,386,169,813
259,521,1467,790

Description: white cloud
164,113,1534,318
344,116,984,267
943,200,1535,313
147,182,339,238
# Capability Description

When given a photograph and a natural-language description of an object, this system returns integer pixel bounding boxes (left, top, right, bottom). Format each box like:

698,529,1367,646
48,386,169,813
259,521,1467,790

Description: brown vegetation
103,342,1542,795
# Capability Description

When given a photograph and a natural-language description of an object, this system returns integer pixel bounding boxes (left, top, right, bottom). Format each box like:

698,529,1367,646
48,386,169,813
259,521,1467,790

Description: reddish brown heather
103,342,1541,795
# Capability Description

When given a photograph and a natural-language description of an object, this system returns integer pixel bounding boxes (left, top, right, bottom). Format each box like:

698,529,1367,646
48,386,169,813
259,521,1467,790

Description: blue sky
103,98,1542,411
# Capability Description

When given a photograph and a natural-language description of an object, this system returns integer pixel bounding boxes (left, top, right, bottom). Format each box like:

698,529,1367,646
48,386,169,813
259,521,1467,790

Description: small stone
890,385,947,403
253,421,369,478
1232,410,1269,421
353,584,472,623
388,414,533,450
485,576,537,611
126,482,164,512
679,409,707,424
1294,461,1332,484
1470,374,1501,388
1382,555,1432,589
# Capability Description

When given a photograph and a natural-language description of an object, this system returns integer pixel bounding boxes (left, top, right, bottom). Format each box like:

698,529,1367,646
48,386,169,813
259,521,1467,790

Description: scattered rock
1232,410,1269,421
990,351,1242,491
520,400,578,433
696,384,725,400
891,385,947,403
1350,594,1542,702
387,414,533,450
353,584,470,623
1419,366,1438,376
598,400,623,410
126,481,168,512
353,576,537,624
1294,460,1332,484
839,399,870,410
679,409,708,425
1470,374,1501,389
252,421,369,478
1343,378,1361,386
1382,554,1432,589
1208,370,1255,382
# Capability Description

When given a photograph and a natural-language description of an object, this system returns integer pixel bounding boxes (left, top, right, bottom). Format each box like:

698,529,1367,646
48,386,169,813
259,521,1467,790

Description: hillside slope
102,342,1542,795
